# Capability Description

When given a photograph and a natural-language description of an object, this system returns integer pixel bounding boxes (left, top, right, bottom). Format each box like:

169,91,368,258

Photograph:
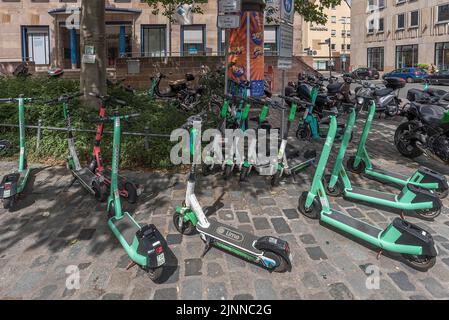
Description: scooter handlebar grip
0,98,13,103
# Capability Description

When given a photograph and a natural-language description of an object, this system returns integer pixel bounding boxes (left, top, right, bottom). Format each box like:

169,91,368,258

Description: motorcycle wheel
394,122,423,158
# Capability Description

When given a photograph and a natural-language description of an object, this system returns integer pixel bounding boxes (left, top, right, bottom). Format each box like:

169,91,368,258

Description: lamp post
319,38,332,77
339,17,347,72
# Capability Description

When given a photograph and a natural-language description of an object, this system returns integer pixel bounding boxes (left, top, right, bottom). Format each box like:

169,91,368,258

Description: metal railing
0,121,171,152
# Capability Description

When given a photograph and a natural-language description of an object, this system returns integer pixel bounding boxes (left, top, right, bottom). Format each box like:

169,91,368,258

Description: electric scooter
174,114,292,272
347,97,448,199
51,93,108,201
298,112,438,271
88,93,141,203
102,111,166,281
272,95,316,186
0,96,33,209
324,101,442,220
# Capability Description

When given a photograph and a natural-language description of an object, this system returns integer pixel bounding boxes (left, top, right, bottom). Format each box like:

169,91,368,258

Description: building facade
302,1,351,71
351,0,449,72
0,0,308,70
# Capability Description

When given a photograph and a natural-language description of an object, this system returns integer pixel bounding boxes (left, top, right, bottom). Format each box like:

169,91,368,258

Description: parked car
351,67,380,80
424,70,449,86
382,67,427,83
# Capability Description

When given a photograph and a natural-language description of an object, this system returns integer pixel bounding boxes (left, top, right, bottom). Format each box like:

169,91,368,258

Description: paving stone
207,262,224,278
409,295,428,300
9,271,46,297
102,293,124,300
218,209,234,221
185,258,203,276
280,287,301,300
166,234,183,245
270,217,291,234
206,282,227,300
129,284,152,300
181,278,202,300
420,278,449,299
77,228,96,241
259,198,276,206
30,255,58,269
236,211,250,223
154,287,178,300
253,217,270,230
388,271,416,292
233,294,254,300
254,279,277,300
328,282,354,300
32,284,58,300
299,234,316,245
301,271,321,289
346,208,364,219
305,246,328,261
283,208,299,219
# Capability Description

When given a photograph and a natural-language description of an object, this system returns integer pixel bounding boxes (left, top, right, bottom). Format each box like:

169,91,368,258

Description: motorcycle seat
327,82,344,94
417,104,447,125
374,88,394,97
169,79,187,86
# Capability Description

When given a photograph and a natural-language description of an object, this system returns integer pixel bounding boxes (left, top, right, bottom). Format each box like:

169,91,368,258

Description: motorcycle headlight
357,97,364,105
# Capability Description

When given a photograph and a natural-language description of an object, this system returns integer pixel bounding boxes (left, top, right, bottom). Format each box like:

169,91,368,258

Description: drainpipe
70,28,77,69
119,25,126,58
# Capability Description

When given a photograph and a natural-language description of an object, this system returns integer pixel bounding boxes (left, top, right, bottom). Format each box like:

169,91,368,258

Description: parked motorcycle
355,76,404,117
407,79,449,107
395,98,449,164
149,72,208,113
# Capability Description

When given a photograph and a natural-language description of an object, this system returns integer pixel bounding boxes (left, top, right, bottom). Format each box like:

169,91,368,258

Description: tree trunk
80,0,106,108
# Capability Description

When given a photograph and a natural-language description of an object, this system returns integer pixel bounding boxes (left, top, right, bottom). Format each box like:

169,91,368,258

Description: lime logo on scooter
217,226,244,243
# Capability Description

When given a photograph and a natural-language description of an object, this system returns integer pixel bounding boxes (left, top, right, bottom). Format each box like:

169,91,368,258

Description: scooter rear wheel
298,192,321,219
125,182,138,204
271,170,282,187
435,188,449,200
2,197,15,210
402,254,436,272
173,212,195,235
223,164,233,180
147,267,164,281
264,251,289,273
239,166,250,182
92,181,108,202
346,156,365,174
416,206,441,221
323,174,344,197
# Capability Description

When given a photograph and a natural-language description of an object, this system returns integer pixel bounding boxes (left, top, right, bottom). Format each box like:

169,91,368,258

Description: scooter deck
322,209,382,239
197,219,262,256
348,186,397,202
72,167,97,193
110,213,139,246
367,166,408,181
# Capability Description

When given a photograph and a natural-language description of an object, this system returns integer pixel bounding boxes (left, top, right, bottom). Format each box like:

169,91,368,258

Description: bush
0,76,217,170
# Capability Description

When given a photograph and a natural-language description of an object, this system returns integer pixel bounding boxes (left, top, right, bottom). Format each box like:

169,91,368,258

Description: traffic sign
218,0,241,15
280,0,295,24
278,57,292,69
217,15,240,29
279,23,293,58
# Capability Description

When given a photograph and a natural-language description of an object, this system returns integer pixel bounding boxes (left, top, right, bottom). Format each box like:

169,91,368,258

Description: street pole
328,38,332,78
342,19,346,72
224,29,229,96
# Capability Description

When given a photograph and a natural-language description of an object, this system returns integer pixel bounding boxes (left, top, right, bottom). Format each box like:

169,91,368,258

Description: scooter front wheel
223,164,233,180
346,156,365,174
323,174,344,197
271,170,282,187
416,206,441,221
298,192,321,219
436,188,449,199
239,166,250,182
402,254,436,272
264,251,289,273
92,181,108,202
2,196,15,210
125,182,138,204
173,212,195,235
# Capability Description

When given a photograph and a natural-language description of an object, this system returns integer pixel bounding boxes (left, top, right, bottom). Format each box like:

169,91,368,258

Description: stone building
351,0,449,72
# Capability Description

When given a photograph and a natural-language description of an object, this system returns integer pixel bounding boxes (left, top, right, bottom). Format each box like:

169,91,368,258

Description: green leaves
141,0,204,22
295,0,343,25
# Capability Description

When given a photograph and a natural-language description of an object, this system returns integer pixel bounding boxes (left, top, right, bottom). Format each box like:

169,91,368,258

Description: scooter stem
17,96,26,172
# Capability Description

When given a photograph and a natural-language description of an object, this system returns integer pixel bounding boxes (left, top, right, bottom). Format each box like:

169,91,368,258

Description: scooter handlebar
0,98,14,103
88,93,127,106
278,95,309,107
45,92,83,104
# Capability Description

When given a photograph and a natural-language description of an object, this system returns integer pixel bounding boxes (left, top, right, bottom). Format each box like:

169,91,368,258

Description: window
368,19,374,33
21,26,50,65
331,16,336,23
437,4,449,23
142,25,166,57
367,47,384,71
347,44,351,50
181,25,205,56
435,42,449,70
218,29,226,55
331,29,336,37
409,10,419,27
378,18,384,32
347,30,351,37
396,0,406,5
341,44,345,50
264,26,278,56
396,44,418,68
378,0,385,9
397,13,405,30
331,44,336,50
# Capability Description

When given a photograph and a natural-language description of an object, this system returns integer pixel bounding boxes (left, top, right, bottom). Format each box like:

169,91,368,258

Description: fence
0,121,172,152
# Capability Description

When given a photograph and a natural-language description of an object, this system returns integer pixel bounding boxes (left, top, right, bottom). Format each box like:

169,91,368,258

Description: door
23,26,50,65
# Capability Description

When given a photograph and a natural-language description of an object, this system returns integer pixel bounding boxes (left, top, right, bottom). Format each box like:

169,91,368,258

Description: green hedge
0,76,218,170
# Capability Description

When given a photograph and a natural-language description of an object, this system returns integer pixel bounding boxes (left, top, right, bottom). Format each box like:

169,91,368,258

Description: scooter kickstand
126,261,137,270
201,237,212,258
376,250,383,260
64,177,77,192
400,211,405,220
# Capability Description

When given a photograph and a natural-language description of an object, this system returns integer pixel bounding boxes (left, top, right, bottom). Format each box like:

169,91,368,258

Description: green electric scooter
0,96,33,209
298,112,438,271
102,111,166,281
174,114,292,272
347,99,448,199
324,101,442,220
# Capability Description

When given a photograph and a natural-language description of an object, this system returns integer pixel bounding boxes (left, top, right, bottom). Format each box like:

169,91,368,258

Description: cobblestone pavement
1,113,449,300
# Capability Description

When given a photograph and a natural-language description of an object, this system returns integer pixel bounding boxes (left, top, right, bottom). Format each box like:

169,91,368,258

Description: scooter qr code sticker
157,253,165,266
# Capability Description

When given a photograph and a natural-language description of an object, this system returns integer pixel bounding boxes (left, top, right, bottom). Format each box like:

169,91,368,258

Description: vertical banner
228,11,265,97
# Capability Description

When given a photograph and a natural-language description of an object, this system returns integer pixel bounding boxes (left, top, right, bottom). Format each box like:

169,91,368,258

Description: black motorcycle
395,96,449,164
149,72,208,112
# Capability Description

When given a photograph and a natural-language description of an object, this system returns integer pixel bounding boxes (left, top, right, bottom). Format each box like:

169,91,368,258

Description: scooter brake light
155,246,164,254
4,183,11,190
